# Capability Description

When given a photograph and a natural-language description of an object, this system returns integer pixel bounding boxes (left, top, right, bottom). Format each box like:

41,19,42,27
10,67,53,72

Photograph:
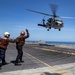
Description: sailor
15,29,29,66
0,32,14,69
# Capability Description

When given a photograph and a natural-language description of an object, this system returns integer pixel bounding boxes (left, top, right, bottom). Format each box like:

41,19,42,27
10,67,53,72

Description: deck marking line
24,51,67,75
34,47,75,55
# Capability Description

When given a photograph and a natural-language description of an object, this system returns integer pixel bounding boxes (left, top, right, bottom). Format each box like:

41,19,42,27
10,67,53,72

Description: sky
0,0,75,42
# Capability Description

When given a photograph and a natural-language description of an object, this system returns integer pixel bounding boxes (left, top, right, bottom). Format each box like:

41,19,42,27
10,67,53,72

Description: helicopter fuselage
38,18,64,31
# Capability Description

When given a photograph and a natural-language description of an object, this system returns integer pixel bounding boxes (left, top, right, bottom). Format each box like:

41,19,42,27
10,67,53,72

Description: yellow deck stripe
34,47,75,55
24,51,67,75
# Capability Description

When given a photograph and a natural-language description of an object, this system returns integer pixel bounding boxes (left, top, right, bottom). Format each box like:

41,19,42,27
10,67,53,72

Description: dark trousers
15,45,23,63
0,48,6,67
2,50,6,63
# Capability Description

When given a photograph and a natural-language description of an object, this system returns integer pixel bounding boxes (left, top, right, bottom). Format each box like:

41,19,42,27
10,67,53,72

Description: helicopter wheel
47,29,49,31
49,27,51,29
59,29,61,31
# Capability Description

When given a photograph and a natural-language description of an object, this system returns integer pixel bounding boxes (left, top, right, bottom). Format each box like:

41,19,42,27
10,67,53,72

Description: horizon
26,40,75,42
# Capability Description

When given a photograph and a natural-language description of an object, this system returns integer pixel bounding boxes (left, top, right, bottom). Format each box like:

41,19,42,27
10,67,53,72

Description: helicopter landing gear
49,27,51,29
47,29,50,31
59,29,61,31
47,27,51,31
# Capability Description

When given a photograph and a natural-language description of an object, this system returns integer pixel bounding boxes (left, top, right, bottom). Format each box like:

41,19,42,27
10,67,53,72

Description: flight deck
0,43,75,75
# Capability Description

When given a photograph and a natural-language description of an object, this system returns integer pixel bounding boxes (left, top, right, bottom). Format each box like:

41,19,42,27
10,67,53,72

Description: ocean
46,41,75,45
27,41,75,45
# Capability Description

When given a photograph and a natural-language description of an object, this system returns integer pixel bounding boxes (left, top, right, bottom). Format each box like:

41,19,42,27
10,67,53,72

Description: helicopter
27,4,74,31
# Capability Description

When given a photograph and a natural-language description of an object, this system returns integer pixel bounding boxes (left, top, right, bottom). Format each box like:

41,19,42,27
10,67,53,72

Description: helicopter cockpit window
48,18,53,23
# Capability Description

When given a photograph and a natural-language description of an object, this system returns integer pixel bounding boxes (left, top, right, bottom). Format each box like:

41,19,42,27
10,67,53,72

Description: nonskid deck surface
0,43,75,75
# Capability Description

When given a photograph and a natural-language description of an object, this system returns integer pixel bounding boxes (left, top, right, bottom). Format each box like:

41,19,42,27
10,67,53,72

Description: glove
26,29,28,32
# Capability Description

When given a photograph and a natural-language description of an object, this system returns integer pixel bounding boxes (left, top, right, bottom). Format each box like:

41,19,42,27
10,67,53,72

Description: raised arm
25,29,30,39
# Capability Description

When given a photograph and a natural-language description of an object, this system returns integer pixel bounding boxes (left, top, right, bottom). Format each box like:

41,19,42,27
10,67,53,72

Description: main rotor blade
60,16,75,19
50,4,58,17
27,9,52,16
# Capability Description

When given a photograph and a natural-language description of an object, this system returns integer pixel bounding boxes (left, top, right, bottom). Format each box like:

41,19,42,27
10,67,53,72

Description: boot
15,63,21,66
20,60,24,63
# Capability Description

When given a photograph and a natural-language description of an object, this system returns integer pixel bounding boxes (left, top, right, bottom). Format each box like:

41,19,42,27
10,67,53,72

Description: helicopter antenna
40,16,45,24
42,16,45,25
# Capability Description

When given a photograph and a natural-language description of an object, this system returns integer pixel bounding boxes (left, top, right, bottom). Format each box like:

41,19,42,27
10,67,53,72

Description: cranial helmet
4,32,10,36
20,30,25,35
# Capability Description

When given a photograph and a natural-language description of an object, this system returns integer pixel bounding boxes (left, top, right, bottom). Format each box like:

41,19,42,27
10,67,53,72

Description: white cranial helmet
4,32,10,36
